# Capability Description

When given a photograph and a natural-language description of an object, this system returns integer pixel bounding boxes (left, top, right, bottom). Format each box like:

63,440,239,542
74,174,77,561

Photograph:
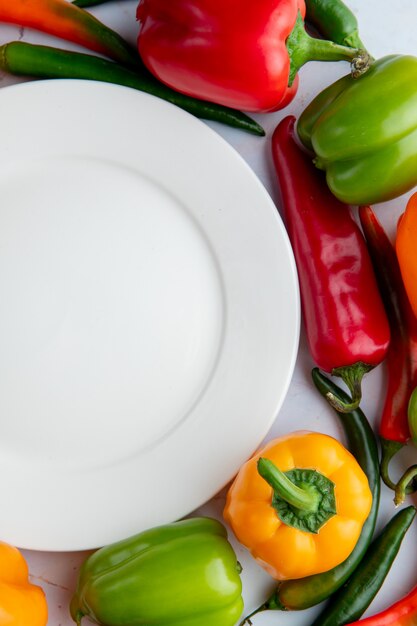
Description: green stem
380,438,405,491
395,465,417,506
258,458,319,512
380,438,417,497
238,603,268,626
326,362,373,413
286,11,371,85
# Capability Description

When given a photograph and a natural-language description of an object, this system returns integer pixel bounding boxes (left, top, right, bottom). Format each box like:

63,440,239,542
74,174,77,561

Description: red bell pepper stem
286,12,371,85
346,581,417,625
0,0,139,67
271,117,390,413
359,206,417,493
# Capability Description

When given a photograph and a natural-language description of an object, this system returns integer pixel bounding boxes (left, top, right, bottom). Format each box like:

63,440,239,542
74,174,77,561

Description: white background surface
1,1,417,624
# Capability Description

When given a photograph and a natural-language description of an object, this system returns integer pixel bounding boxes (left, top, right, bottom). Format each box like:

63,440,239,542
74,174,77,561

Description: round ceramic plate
0,80,299,550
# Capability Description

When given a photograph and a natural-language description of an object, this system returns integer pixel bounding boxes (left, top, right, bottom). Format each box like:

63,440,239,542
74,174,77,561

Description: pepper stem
286,12,371,85
258,458,319,512
395,465,417,506
380,438,417,495
238,603,268,626
326,362,373,413
258,459,336,533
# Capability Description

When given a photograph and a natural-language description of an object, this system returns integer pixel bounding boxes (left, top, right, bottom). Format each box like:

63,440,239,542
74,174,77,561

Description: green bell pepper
70,517,243,626
297,55,417,205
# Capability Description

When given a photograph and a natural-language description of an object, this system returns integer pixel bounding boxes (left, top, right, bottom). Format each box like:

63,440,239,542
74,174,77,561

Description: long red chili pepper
346,581,417,625
271,116,390,412
0,0,138,67
359,206,417,494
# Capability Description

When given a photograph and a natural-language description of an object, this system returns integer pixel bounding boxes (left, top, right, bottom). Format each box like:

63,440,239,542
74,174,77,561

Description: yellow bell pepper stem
258,458,320,512
257,457,336,534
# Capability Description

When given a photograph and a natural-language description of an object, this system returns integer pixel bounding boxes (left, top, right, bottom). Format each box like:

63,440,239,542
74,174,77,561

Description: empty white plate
0,80,299,550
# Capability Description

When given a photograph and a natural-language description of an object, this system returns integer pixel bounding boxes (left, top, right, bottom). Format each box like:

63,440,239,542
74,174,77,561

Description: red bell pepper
0,0,138,67
346,582,417,626
271,116,390,411
359,206,417,495
136,0,370,112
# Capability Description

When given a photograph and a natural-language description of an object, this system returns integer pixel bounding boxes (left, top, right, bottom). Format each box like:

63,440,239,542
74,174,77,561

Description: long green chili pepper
0,41,265,136
311,506,416,626
305,0,366,50
240,370,380,622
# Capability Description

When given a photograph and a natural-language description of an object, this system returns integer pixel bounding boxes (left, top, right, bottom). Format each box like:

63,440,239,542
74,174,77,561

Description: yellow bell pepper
0,541,48,626
224,431,372,581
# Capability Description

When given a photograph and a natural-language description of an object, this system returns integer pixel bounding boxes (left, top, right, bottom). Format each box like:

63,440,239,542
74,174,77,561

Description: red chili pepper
359,206,417,495
346,582,417,625
0,0,138,67
136,0,370,113
271,116,390,412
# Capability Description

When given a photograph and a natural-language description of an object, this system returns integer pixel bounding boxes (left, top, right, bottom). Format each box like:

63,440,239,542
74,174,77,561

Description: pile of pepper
1,0,417,625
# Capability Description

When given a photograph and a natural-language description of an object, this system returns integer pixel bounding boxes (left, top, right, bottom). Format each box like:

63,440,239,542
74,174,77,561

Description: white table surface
1,1,417,625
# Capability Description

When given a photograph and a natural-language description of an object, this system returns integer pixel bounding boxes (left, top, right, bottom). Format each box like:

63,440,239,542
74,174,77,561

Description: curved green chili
0,41,265,136
305,0,366,50
311,505,416,626
240,370,380,622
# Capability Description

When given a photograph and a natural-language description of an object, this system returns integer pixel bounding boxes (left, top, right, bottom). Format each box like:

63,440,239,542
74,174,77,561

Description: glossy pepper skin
359,206,417,494
298,55,417,205
224,431,372,581
70,517,243,626
0,541,48,626
272,116,390,412
397,192,417,320
136,0,369,113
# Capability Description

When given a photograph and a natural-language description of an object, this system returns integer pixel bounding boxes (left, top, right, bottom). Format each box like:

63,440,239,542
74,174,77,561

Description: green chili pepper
297,55,417,205
305,0,366,50
70,517,243,626
311,505,416,626
239,371,380,623
0,41,265,136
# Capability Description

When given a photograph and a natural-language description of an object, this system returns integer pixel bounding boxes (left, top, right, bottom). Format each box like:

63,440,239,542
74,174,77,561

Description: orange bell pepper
224,431,372,581
0,541,48,626
397,192,417,320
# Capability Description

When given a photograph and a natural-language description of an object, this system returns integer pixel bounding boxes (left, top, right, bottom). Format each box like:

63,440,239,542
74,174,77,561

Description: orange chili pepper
397,192,417,320
0,541,48,626
224,431,372,581
0,0,138,66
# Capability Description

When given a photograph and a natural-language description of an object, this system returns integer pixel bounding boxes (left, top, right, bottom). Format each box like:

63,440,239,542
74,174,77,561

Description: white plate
0,80,299,551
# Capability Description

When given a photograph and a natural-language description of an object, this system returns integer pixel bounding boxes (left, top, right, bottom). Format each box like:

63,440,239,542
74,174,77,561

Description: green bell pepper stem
286,12,371,86
258,458,319,512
